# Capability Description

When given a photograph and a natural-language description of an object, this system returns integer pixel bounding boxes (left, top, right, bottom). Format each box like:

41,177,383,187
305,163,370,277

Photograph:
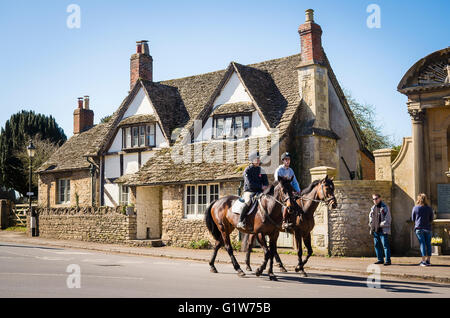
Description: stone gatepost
308,166,337,255
310,166,337,181
373,148,393,181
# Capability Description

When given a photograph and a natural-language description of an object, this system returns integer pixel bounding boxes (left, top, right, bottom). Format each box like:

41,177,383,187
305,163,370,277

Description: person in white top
274,152,301,194
274,152,302,229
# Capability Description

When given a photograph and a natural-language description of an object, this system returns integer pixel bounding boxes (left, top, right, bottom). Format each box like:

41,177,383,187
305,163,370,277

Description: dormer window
122,123,156,149
213,114,251,139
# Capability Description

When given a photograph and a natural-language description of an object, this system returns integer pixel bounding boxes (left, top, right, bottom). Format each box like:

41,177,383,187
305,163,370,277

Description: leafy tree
100,115,112,123
0,111,66,196
344,89,394,152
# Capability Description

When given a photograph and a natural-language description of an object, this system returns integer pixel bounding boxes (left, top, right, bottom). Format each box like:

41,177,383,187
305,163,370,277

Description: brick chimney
130,40,153,90
73,96,94,135
298,9,324,66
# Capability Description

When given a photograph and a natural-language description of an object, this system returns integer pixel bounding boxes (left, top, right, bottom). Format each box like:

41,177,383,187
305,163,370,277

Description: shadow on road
250,272,449,295
0,243,63,251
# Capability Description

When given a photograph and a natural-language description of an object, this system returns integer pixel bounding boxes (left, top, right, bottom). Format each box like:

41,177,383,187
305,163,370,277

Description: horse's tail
204,200,223,243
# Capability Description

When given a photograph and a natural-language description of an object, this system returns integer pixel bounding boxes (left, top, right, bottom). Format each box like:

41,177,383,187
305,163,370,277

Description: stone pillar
408,108,426,196
373,148,393,181
310,166,337,181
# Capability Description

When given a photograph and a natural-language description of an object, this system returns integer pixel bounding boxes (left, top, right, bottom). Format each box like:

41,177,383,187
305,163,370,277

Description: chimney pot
84,96,90,109
78,97,83,109
305,9,314,22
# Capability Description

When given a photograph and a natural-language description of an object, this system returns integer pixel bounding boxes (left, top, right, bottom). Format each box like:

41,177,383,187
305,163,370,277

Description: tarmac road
1,241,449,298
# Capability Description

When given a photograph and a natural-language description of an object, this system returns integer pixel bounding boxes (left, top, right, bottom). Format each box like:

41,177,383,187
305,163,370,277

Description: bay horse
244,175,337,277
204,177,299,281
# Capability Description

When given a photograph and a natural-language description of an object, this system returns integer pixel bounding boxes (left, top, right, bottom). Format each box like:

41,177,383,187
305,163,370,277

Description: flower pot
432,245,442,256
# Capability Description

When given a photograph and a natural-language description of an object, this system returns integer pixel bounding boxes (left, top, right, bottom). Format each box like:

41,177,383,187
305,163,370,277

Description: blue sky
0,0,449,144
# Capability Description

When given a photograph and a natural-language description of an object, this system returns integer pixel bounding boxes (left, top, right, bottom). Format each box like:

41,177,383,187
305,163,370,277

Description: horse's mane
263,181,278,195
300,179,320,195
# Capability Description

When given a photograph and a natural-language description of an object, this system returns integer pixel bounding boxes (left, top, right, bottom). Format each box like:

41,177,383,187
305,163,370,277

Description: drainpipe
86,157,99,206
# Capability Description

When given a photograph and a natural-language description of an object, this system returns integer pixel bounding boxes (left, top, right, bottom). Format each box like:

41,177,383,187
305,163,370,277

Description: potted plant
431,236,443,256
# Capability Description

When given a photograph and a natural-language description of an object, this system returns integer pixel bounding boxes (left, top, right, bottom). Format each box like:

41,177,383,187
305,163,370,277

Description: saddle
231,193,261,215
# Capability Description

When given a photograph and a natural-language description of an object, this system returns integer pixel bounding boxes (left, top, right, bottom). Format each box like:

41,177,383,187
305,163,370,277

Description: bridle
297,182,336,208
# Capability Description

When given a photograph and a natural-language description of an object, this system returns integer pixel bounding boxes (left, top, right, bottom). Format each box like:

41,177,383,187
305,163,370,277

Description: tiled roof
38,122,112,173
118,114,157,126
40,51,370,177
211,102,256,116
116,137,273,186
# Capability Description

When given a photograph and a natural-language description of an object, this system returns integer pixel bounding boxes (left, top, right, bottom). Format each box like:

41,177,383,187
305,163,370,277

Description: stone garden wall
327,180,392,256
28,206,136,243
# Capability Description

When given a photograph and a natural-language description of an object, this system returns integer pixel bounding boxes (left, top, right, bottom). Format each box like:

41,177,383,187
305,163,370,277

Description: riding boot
236,205,249,230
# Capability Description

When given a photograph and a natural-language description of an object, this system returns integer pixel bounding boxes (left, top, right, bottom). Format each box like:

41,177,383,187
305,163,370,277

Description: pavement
0,230,449,284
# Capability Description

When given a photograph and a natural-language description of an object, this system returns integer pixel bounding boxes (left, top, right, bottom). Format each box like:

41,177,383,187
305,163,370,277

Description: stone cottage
37,9,374,247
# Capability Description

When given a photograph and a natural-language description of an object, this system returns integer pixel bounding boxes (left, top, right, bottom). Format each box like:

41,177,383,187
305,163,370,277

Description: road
0,241,449,298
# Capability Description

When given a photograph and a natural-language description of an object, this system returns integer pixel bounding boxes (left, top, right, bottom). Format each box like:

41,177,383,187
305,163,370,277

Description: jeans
415,229,432,257
373,232,391,262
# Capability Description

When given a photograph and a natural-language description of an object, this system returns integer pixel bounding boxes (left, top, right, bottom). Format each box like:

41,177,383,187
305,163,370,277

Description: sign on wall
437,184,450,213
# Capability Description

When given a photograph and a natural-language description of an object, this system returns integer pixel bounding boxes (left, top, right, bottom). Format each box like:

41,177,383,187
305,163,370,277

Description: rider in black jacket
236,151,268,230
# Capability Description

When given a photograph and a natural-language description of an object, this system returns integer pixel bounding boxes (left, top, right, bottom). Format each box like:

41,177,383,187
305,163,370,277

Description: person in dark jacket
369,193,392,265
412,193,434,266
236,151,268,230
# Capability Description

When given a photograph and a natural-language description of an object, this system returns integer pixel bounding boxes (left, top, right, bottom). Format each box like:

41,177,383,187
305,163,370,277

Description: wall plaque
437,184,450,213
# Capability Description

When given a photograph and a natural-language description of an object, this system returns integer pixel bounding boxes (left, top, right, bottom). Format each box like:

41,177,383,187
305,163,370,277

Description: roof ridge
159,53,301,84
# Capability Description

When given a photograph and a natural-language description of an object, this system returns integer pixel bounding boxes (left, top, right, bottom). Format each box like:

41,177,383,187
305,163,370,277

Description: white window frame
57,179,70,204
184,183,220,219
119,185,129,206
122,123,156,149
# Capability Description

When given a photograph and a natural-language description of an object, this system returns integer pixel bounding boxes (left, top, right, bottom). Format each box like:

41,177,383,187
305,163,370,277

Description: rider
274,152,302,227
236,151,268,230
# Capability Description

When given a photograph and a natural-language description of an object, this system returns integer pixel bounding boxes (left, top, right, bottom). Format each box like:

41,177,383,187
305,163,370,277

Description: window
209,184,219,203
186,185,196,215
122,124,156,149
119,185,129,206
184,183,220,218
146,124,156,147
132,127,139,147
213,114,251,139
57,179,70,204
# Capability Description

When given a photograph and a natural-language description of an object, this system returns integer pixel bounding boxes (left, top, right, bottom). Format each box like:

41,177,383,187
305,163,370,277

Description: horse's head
317,175,337,209
276,176,301,221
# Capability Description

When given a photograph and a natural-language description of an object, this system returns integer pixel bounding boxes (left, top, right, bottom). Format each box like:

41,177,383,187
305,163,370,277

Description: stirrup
237,221,246,230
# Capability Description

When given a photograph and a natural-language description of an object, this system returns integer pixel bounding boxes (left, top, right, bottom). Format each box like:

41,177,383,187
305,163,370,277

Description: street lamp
27,140,37,236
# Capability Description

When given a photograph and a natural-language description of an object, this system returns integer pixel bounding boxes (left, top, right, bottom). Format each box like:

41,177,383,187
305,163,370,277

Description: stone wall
328,180,392,256
162,182,240,247
29,206,136,243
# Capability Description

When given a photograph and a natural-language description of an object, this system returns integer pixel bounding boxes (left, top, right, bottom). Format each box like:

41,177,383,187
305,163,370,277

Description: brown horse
204,177,299,281
244,175,337,277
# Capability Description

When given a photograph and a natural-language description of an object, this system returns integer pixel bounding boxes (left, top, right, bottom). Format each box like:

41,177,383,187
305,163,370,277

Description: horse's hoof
299,271,307,278
278,265,288,273
295,266,301,273
210,267,218,273
269,274,278,281
255,268,263,277
246,266,253,272
237,270,246,277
